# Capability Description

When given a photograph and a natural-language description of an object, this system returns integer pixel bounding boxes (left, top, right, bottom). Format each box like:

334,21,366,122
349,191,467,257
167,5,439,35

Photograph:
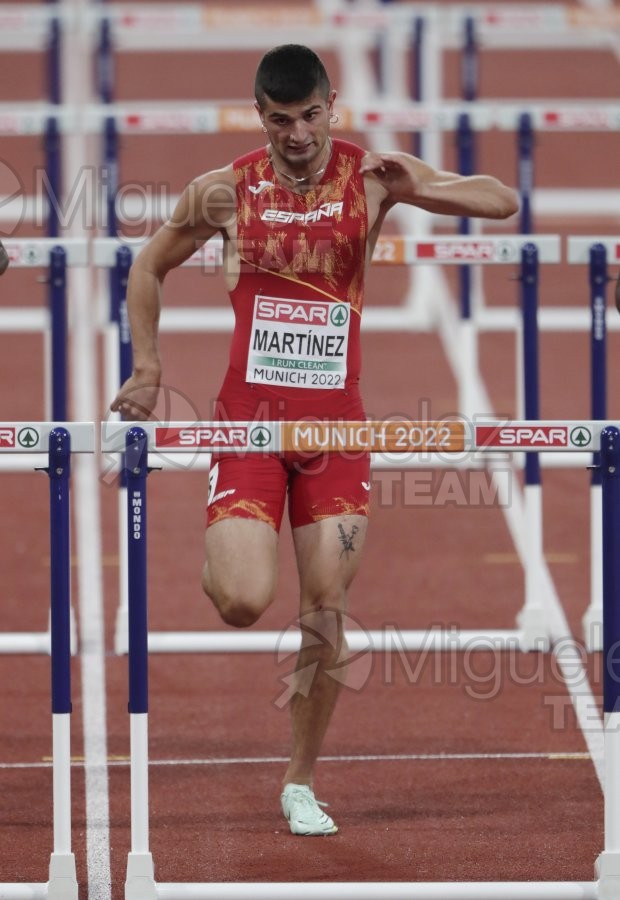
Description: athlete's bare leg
282,514,368,787
202,518,279,627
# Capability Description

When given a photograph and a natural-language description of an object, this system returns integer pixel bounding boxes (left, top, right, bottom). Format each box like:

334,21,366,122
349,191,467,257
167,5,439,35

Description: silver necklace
270,139,332,185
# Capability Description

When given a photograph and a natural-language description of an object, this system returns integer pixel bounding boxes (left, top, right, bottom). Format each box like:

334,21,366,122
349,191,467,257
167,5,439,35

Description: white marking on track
0,751,593,769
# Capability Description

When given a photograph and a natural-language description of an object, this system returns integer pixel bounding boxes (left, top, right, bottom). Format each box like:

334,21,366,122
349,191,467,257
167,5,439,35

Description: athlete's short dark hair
254,45,331,108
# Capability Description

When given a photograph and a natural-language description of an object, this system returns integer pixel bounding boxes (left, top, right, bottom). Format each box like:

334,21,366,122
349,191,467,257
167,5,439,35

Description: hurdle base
515,607,550,652
596,851,620,898
0,885,47,899
126,852,157,900
47,852,78,900
0,632,50,654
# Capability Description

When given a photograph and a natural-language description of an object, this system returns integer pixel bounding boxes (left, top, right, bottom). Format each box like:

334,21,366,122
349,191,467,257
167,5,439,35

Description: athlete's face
256,89,336,173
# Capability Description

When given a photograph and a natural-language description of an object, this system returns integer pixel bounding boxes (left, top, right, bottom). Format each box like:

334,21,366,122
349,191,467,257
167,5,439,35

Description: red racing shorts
206,371,371,532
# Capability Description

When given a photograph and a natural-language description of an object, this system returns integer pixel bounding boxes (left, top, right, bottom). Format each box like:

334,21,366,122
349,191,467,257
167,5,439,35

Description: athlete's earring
329,113,340,124
261,124,267,133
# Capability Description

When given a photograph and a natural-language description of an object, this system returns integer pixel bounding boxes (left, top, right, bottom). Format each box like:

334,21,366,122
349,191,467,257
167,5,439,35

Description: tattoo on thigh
337,523,359,559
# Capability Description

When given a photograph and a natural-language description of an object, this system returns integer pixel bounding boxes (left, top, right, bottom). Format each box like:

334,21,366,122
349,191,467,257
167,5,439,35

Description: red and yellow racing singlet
226,138,368,398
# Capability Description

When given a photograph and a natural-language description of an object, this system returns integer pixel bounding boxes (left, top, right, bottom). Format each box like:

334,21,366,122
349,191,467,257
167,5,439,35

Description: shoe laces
288,786,330,811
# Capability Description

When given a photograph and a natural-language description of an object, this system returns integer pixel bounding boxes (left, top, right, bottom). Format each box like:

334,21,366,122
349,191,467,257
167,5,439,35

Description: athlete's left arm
360,152,519,219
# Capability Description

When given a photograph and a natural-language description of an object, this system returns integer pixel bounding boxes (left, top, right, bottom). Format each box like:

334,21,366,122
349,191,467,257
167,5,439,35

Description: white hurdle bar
109,419,605,900
85,1,620,50
4,2,620,47
92,231,560,335
0,422,94,900
73,99,620,135
3,100,620,225
102,418,602,657
1,100,616,141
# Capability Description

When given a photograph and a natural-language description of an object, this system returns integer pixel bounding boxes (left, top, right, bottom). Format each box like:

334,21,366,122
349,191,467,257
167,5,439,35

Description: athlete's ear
254,101,265,130
327,90,338,115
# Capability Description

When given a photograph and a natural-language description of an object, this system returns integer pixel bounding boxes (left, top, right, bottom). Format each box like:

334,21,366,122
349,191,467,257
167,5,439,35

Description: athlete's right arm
110,167,235,419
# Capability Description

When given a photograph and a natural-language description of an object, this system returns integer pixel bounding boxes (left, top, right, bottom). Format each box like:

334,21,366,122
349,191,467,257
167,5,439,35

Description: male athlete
111,44,518,836
0,240,8,275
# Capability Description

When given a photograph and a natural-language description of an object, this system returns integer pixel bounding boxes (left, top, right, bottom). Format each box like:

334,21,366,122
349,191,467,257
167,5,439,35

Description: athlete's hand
359,152,421,197
110,372,160,421
0,241,9,275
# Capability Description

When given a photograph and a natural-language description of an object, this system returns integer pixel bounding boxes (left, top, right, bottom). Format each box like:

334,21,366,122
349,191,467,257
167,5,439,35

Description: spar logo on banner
218,106,260,132
482,8,555,28
124,111,214,133
476,425,571,449
0,427,15,448
363,109,433,130
155,426,249,449
202,7,321,26
570,426,592,448
0,113,40,135
542,108,619,130
0,426,40,449
249,426,272,449
5,244,44,266
17,427,39,448
416,240,518,262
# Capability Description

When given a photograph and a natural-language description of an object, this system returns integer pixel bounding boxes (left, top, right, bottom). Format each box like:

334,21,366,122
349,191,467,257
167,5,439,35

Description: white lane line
0,751,593,769
76,456,112,900
145,752,594,766
62,0,112,896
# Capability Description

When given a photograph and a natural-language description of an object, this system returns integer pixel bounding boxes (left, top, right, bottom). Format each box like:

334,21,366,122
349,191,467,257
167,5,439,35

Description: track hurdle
101,419,606,900
0,236,87,426
96,234,560,654
597,425,620,898
567,238,619,652
0,239,88,655
0,421,94,900
0,2,71,235
0,104,77,237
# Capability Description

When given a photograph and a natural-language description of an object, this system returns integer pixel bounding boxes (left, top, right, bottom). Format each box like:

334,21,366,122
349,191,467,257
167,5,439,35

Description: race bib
246,295,350,390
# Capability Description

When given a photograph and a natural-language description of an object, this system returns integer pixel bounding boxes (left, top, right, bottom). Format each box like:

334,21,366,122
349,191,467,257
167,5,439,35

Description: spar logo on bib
248,295,350,389
330,304,349,327
255,297,331,325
